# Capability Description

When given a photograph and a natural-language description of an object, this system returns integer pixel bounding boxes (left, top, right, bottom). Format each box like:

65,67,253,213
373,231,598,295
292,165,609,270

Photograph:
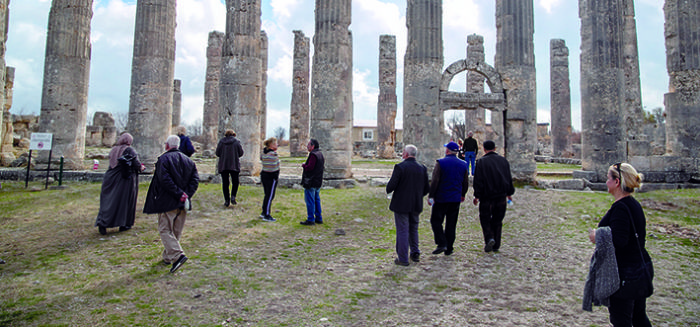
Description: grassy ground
1,177,698,326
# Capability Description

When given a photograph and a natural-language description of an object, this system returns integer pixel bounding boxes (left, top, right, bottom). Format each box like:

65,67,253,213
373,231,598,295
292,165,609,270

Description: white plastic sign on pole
29,133,53,150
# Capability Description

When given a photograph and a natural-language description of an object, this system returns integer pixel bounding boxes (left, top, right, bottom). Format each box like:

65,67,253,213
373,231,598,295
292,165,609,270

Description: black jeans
608,295,651,327
478,197,507,250
260,170,279,216
430,202,461,251
221,170,240,203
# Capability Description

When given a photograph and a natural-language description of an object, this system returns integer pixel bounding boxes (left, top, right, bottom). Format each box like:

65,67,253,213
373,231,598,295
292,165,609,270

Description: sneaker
262,215,277,222
484,239,496,253
170,254,188,273
259,214,266,219
300,220,315,226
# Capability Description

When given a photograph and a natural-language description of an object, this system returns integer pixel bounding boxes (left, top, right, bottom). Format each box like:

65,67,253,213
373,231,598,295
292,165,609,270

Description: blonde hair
609,162,643,193
176,126,187,136
264,137,277,148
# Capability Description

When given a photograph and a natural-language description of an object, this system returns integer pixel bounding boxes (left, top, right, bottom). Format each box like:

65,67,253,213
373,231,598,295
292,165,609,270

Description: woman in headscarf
95,133,144,235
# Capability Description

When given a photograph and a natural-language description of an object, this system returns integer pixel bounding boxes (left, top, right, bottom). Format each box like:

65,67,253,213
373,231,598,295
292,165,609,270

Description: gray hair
166,135,180,149
404,144,418,157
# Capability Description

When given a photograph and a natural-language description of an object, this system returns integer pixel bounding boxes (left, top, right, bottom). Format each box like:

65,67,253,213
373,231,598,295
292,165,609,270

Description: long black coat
95,146,141,228
386,157,429,213
216,136,244,173
143,149,199,214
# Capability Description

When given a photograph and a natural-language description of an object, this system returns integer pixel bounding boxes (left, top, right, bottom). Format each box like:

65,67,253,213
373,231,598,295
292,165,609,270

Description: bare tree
114,111,129,133
446,112,467,141
273,126,286,141
186,119,203,137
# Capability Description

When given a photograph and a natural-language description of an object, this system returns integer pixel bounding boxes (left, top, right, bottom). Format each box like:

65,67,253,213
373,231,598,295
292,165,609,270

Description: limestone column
0,0,7,156
579,0,626,181
466,34,487,150
172,79,181,128
495,0,537,182
550,39,571,157
38,0,93,169
622,0,646,143
127,0,176,169
664,0,700,158
220,0,262,176
289,30,310,157
376,35,397,159
202,31,224,151
260,30,268,142
1,66,13,166
310,0,353,179
404,0,443,168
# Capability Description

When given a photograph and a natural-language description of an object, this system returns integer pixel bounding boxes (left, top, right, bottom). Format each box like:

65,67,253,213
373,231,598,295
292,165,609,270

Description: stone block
627,140,650,156
554,179,585,190
102,126,117,147
369,177,389,187
641,171,666,183
664,172,691,183
628,156,651,171
572,170,597,181
1,153,15,166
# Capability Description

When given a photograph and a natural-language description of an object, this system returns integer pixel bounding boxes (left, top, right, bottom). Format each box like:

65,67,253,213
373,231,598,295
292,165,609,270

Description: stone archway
439,58,506,153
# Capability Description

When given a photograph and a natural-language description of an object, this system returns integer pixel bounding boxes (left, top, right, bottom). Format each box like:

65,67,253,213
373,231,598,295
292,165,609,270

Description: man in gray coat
386,145,430,266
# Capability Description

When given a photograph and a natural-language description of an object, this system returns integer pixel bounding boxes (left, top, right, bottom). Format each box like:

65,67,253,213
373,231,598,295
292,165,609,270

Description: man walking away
463,131,478,176
144,135,199,273
300,139,325,226
428,141,469,256
472,140,514,253
386,145,430,266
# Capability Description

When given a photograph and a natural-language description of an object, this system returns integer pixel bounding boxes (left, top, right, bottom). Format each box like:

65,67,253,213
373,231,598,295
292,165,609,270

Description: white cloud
538,0,562,14
353,69,379,119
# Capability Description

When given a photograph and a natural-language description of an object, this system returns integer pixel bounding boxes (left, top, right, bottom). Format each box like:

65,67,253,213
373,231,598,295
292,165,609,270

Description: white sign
29,133,53,150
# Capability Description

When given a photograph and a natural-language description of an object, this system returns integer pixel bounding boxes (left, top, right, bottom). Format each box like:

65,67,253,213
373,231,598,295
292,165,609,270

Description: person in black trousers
472,140,514,253
259,137,280,222
386,144,429,266
216,129,244,207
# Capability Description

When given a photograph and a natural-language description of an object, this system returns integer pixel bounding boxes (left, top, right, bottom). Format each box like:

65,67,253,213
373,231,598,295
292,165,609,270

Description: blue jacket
429,154,469,203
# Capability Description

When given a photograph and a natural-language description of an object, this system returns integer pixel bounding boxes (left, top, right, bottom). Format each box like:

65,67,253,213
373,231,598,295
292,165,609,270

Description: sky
6,0,667,138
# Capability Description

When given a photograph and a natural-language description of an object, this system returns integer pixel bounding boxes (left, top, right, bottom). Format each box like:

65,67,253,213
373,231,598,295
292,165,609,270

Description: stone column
579,0,626,181
202,31,224,151
550,39,571,157
664,0,700,158
403,0,443,168
310,0,353,179
289,30,310,157
622,0,646,144
0,0,7,157
260,30,268,142
220,0,262,176
376,35,397,159
38,0,93,169
1,66,13,166
466,34,487,151
495,0,537,182
172,79,181,128
127,0,176,169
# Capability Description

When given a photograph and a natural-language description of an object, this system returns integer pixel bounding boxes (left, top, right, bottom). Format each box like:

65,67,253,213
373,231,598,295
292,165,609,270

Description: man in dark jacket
472,140,514,253
386,144,429,266
144,135,199,273
216,129,244,207
428,141,469,256
463,131,478,175
300,139,325,225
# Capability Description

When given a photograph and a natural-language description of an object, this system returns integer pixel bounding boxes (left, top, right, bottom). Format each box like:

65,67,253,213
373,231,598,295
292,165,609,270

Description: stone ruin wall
289,30,310,157
376,35,397,159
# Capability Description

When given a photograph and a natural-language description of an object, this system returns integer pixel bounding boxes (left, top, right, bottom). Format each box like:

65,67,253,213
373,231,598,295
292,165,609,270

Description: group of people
385,139,514,266
93,128,654,325
94,131,326,273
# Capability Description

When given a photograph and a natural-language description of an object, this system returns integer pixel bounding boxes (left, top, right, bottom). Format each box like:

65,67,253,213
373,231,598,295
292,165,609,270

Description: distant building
352,119,403,157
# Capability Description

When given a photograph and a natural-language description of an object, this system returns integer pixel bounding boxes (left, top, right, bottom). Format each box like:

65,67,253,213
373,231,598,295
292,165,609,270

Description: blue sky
6,0,666,137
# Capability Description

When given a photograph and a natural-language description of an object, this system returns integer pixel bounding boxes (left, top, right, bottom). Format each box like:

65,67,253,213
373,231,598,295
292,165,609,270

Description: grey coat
582,227,620,311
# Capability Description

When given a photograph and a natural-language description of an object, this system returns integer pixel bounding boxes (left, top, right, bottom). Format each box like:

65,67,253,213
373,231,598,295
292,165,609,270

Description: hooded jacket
216,136,244,173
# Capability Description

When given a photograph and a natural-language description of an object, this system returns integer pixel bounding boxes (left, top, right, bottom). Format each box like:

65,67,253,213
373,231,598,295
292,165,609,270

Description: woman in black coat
216,129,244,207
95,133,144,235
589,163,653,326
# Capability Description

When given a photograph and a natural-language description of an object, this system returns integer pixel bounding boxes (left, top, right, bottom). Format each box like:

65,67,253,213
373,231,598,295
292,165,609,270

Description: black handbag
117,154,136,179
613,203,654,299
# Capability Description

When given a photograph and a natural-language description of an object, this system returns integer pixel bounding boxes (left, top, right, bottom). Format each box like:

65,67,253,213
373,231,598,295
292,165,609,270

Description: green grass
536,162,581,171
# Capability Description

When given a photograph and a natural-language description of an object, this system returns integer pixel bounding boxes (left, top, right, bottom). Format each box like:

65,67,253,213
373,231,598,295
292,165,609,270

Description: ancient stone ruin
172,79,181,128
289,30,310,158
85,112,116,147
126,0,177,169
202,31,224,152
376,35,397,159
464,34,487,151
550,39,571,158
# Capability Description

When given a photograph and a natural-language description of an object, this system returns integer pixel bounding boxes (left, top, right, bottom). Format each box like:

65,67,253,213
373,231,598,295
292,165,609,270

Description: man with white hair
386,144,429,266
144,135,199,273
